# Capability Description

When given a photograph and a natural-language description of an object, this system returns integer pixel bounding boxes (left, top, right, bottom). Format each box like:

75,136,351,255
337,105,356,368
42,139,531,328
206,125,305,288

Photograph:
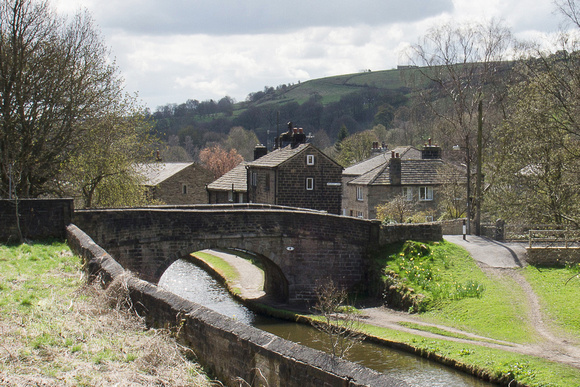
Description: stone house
207,131,343,214
136,162,214,205
342,144,466,220
247,142,343,214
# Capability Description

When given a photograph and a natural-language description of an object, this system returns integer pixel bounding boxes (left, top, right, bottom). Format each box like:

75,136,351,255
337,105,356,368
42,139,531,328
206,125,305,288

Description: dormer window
306,155,315,165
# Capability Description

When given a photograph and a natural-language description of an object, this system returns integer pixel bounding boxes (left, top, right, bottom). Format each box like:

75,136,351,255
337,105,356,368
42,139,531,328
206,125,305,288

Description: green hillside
250,68,410,107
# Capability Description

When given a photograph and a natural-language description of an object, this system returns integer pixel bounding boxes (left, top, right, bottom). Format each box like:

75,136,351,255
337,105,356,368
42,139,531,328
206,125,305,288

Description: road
443,235,527,268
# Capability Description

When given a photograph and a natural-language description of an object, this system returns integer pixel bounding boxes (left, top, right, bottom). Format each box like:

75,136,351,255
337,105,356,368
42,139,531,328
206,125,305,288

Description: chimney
389,154,401,185
421,138,442,159
253,144,267,160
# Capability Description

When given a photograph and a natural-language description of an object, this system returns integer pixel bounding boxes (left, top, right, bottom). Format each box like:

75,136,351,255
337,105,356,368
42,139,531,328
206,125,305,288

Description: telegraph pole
475,100,483,236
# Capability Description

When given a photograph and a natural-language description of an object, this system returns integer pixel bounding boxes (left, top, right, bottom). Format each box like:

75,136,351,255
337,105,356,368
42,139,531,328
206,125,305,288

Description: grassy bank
0,242,210,386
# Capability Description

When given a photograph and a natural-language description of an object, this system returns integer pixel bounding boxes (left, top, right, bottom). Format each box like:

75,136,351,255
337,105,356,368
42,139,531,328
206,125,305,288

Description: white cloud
53,0,570,109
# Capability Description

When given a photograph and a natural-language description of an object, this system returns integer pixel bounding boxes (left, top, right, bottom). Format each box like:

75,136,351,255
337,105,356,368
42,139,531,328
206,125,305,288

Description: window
251,172,257,187
228,190,233,202
306,177,314,191
419,186,434,201
356,186,364,201
306,154,315,165
182,184,188,195
402,187,413,201
357,211,364,218
238,193,244,203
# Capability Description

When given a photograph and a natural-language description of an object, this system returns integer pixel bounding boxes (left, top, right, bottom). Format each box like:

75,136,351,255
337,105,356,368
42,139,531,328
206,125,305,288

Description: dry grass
0,243,213,387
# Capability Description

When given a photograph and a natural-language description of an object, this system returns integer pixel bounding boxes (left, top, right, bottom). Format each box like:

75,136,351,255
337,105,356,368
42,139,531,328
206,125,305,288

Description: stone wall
379,222,443,245
0,198,73,243
66,224,406,387
527,247,580,266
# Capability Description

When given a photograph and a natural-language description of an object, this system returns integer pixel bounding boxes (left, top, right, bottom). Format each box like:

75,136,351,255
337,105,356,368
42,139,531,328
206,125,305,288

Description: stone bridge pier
72,205,383,304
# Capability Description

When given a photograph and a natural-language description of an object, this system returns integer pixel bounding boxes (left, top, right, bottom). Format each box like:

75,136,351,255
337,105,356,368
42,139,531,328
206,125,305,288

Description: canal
159,257,493,387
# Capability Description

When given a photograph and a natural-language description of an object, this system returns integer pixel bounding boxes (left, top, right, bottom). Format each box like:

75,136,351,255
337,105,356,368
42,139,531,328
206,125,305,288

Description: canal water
159,258,493,387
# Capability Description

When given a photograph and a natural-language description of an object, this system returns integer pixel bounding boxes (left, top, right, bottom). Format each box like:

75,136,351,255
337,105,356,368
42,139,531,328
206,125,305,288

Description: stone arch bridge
72,204,441,303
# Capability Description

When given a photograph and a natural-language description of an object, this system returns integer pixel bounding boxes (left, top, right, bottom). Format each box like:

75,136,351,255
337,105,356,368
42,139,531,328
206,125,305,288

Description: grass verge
523,264,580,339
0,242,210,386
375,240,537,343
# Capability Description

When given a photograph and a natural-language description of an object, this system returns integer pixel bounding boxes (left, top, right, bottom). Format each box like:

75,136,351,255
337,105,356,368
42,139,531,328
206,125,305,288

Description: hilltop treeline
150,85,409,154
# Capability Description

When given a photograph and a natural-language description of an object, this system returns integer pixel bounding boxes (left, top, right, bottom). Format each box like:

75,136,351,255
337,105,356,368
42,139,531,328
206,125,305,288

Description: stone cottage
136,162,214,205
342,144,466,220
207,125,343,214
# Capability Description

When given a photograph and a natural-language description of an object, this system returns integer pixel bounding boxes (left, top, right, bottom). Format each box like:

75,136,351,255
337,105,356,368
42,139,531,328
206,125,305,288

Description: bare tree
311,279,365,359
0,0,127,198
375,195,417,224
404,19,514,233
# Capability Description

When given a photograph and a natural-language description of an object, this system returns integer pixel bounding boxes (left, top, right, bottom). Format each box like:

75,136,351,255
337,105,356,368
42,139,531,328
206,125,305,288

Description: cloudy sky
54,0,564,110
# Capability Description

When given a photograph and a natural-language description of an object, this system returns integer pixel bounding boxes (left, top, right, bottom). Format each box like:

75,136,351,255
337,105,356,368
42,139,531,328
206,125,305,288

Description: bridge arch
72,204,389,303
155,243,289,302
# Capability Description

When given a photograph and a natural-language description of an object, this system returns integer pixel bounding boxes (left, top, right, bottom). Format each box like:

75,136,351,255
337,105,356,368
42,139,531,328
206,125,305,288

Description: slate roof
343,146,421,176
249,143,311,168
135,163,194,186
349,159,466,186
206,162,248,192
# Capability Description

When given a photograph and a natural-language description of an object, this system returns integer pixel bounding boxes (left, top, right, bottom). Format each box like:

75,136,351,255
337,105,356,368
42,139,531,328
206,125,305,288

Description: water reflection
159,258,492,387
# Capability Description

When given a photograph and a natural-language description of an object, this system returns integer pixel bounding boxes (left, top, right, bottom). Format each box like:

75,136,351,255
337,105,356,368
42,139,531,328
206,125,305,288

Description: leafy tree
374,104,395,128
335,130,377,167
0,0,127,198
58,108,156,208
222,126,260,161
436,164,468,220
199,144,243,178
487,71,580,225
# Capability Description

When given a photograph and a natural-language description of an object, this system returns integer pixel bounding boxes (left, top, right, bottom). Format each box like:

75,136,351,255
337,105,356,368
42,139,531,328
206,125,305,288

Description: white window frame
306,177,314,191
228,190,234,202
356,186,364,201
402,187,413,201
356,211,364,219
419,186,434,201
251,172,258,187
306,154,315,165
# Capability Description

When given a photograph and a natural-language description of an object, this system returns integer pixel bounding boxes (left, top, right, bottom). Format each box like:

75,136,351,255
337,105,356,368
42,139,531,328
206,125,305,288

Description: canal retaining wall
66,224,407,387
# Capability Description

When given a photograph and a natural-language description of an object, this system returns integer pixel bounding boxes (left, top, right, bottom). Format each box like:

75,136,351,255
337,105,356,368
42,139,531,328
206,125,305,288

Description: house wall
344,184,440,220
276,149,342,214
155,164,214,205
247,147,342,215
248,169,276,205
208,190,246,204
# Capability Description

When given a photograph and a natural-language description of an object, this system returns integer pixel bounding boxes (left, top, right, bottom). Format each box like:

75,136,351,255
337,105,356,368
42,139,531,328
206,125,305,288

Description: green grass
523,265,580,338
0,242,209,386
375,241,536,343
190,251,239,281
